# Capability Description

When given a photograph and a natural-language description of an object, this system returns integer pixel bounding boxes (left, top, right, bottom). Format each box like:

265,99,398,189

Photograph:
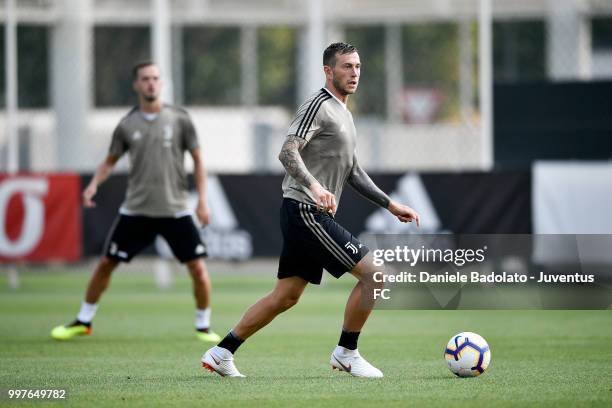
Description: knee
98,257,118,274
358,269,385,291
187,260,207,281
273,293,301,311
283,294,301,309
370,271,385,290
353,255,385,288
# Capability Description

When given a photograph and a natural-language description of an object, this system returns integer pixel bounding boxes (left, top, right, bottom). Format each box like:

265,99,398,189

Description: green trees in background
0,25,48,108
6,18,611,113
257,26,297,110
94,26,151,107
402,23,460,122
344,23,461,121
183,27,241,106
344,26,386,117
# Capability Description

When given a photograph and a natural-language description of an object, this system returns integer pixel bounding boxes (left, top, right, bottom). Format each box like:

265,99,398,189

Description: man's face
133,65,162,102
327,52,361,95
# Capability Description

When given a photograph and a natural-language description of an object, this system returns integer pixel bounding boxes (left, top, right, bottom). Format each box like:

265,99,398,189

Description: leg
51,215,155,340
86,215,155,303
330,254,384,377
204,200,315,376
50,256,120,340
186,258,211,310
85,256,120,304
343,254,382,332
202,276,308,377
159,216,215,332
233,276,308,339
187,258,221,341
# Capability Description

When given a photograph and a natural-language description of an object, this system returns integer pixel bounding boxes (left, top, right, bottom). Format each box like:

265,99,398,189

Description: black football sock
338,329,360,351
217,331,244,354
72,319,91,328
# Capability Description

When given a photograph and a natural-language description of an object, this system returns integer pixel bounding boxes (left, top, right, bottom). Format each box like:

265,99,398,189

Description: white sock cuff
195,307,211,329
77,301,98,323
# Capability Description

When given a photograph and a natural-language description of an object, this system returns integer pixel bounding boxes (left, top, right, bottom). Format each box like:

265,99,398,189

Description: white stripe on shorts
298,203,355,270
303,208,357,269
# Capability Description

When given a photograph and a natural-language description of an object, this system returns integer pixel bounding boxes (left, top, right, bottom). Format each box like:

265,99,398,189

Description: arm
347,155,420,226
190,147,210,225
278,135,337,213
347,156,391,209
83,154,120,208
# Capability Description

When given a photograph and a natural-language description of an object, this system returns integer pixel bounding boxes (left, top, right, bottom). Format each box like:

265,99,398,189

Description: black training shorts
104,214,207,263
278,198,369,284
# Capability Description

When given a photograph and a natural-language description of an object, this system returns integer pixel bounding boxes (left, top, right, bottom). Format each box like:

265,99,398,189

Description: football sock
71,319,91,328
338,329,360,350
195,308,211,330
217,331,244,354
76,301,98,324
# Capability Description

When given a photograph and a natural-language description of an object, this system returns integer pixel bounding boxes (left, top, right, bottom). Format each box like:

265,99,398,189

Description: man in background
51,62,220,343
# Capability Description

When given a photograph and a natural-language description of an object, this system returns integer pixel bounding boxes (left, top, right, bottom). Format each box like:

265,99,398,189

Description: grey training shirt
109,105,199,217
282,88,357,208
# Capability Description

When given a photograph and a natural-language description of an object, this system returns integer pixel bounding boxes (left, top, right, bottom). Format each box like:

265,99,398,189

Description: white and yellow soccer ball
444,332,491,377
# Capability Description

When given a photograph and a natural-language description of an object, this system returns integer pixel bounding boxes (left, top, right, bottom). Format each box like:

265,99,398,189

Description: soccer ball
444,332,491,377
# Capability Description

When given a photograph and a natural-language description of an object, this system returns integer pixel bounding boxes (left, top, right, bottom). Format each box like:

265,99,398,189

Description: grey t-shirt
109,105,199,217
282,88,357,208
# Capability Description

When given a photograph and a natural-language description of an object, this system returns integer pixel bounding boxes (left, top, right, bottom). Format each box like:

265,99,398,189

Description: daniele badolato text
372,270,595,284
369,245,595,300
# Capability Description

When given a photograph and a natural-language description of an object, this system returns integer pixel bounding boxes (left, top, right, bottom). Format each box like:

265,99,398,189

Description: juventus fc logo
163,125,173,147
345,242,358,255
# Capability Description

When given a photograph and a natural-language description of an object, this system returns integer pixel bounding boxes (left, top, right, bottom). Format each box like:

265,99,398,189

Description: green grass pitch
1,264,611,407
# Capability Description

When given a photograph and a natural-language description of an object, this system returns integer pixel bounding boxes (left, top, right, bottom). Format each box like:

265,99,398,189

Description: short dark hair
132,61,156,80
323,42,358,67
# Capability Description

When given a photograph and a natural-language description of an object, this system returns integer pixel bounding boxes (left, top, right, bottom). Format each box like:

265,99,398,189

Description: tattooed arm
348,155,420,226
278,135,337,212
278,135,317,188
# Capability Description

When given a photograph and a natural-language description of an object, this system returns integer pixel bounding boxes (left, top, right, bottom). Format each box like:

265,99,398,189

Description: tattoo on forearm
279,136,317,188
348,162,390,208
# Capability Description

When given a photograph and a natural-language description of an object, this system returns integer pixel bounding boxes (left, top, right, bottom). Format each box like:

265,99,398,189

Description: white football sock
77,301,98,323
195,308,211,329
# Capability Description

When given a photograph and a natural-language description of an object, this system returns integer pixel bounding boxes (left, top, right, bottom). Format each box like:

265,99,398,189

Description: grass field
1,261,611,407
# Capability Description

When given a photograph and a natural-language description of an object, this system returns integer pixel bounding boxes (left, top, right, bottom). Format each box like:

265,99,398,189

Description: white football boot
330,346,383,378
201,346,245,378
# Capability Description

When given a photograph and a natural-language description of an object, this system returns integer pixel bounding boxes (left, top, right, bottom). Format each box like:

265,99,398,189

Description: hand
82,183,97,208
388,200,420,227
309,182,337,214
196,200,210,226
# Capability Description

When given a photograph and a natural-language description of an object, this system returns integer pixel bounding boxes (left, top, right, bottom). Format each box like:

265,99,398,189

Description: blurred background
1,0,611,279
